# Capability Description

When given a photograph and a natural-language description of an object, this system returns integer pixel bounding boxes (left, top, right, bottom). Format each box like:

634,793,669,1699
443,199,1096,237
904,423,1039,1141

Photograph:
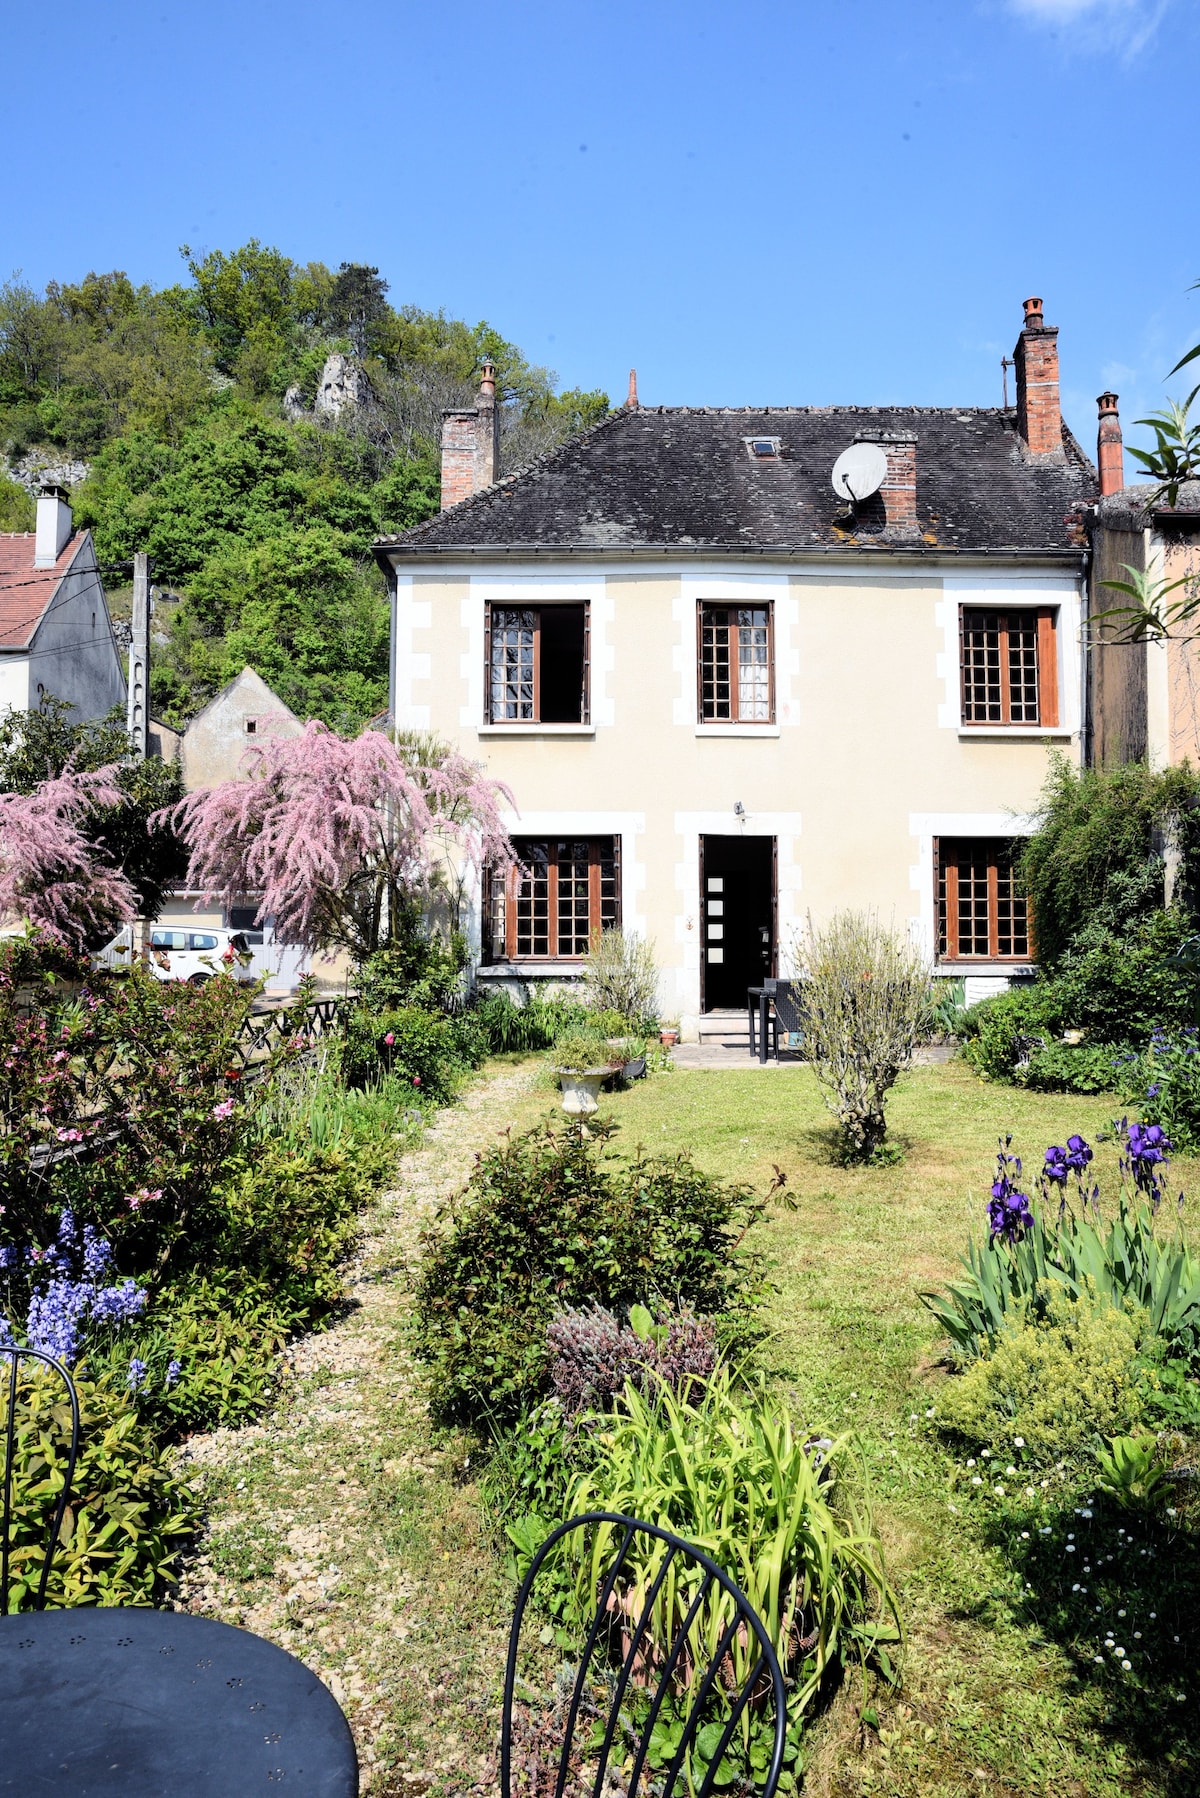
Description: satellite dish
831,442,887,503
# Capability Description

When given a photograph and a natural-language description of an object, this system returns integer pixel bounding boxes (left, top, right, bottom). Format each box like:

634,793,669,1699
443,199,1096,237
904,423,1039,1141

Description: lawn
603,1060,1199,1798
181,1057,1199,1796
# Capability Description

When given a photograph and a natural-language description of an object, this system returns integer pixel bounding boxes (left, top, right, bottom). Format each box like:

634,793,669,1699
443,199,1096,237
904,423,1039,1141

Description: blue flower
127,1357,147,1392
166,1360,182,1389
1147,1085,1161,1098
1044,1146,1069,1185
989,1175,1033,1243
1065,1134,1094,1173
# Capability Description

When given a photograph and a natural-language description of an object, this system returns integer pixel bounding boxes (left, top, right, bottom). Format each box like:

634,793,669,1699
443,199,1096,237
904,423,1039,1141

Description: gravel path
171,1062,546,1794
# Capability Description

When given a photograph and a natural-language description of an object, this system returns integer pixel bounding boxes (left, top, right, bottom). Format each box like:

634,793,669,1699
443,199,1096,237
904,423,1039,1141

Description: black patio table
747,984,774,1063
0,1607,358,1795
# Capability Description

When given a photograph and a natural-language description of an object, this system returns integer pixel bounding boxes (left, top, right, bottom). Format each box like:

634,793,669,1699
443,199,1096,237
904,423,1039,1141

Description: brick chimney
34,483,73,567
855,430,918,534
1013,296,1061,456
625,368,639,408
439,360,501,509
1097,391,1124,496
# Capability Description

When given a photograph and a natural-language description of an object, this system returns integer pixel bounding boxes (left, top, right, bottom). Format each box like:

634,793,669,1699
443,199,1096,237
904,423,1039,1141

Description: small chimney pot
439,364,501,509
34,483,73,567
1097,391,1124,497
626,368,639,409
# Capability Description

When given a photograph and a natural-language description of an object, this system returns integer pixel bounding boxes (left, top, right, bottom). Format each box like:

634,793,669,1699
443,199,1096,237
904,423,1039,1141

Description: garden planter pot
660,1030,678,1048
557,1068,611,1115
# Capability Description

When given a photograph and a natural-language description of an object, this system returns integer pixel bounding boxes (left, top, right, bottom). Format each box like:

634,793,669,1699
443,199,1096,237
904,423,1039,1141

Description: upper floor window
960,607,1058,727
937,838,1031,961
486,837,619,961
486,602,589,723
698,603,774,723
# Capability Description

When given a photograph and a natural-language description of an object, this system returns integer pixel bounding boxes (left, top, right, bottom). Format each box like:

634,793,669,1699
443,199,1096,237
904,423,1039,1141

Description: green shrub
550,1029,622,1071
3,1370,196,1609
1019,756,1200,968
935,1284,1146,1460
471,988,590,1054
959,986,1061,1082
341,1001,480,1096
794,911,933,1160
532,1370,897,1754
1120,1027,1200,1152
1020,1040,1122,1094
581,928,660,1025
353,910,468,1013
412,1119,773,1427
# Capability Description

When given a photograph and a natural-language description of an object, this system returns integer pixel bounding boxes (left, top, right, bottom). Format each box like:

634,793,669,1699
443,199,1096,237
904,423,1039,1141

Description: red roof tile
0,531,86,651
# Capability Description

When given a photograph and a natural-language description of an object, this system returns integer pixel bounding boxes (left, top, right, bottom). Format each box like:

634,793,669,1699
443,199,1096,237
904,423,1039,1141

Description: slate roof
1096,480,1200,533
0,531,88,650
376,406,1096,559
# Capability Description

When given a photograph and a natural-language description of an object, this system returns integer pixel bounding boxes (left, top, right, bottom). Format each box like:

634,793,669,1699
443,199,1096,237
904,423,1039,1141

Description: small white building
0,486,126,720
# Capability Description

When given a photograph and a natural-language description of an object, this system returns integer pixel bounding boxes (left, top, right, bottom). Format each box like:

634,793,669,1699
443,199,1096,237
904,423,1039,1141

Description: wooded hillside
0,245,608,729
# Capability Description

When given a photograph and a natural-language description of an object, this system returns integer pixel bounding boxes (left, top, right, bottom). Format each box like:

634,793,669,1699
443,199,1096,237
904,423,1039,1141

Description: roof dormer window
743,437,782,460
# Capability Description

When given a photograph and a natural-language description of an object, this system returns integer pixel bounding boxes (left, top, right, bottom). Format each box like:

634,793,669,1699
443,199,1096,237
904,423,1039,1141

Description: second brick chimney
1014,296,1062,457
1097,391,1124,496
854,430,919,535
440,360,501,509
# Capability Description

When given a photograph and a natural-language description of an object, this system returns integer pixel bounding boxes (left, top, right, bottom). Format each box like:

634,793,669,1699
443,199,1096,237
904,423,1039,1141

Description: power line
0,569,113,645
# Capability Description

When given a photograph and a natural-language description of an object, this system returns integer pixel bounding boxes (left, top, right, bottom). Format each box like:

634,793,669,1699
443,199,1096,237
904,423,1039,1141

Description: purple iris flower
1044,1146,1069,1185
1065,1134,1093,1173
1147,1084,1161,1098
989,1175,1033,1243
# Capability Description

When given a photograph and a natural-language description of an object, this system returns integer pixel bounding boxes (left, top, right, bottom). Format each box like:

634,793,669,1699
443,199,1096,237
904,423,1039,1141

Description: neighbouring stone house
375,298,1100,1034
154,666,313,992
0,486,126,721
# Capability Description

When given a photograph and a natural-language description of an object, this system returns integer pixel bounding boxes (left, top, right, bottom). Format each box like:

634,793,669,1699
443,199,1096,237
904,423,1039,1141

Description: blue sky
4,0,1199,457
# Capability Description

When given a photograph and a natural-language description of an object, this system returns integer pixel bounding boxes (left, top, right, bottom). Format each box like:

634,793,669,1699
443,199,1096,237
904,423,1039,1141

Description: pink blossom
161,722,515,958
211,1098,235,1121
0,763,138,946
383,1032,395,1046
54,1127,84,1143
412,1075,421,1087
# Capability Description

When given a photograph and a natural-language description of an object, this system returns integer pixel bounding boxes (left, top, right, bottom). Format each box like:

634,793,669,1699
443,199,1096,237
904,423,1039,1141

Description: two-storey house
374,300,1097,1036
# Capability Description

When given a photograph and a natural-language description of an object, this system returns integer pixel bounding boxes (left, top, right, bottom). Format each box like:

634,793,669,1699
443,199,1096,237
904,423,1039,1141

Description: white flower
966,1458,976,1469
1150,1612,1157,1620
1065,1544,1076,1553
1167,1507,1178,1517
1122,1661,1132,1672
1022,1531,1031,1540
1071,1581,1079,1590
1117,1609,1125,1618
972,1475,983,1486
1013,1436,1025,1448
1134,1632,1142,1640
981,1448,992,1458
1039,1526,1052,1535
1006,1465,1017,1476
947,1503,958,1513
909,1413,918,1422
1025,1486,1036,1498
994,1484,1006,1496
925,1407,935,1418
1114,1646,1125,1657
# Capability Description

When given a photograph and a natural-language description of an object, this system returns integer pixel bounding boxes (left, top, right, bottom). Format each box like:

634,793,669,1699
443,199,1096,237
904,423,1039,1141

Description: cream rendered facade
389,553,1084,1032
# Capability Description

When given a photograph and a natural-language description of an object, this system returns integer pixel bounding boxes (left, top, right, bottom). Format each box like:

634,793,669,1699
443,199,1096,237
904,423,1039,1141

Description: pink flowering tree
0,764,139,948
164,722,514,960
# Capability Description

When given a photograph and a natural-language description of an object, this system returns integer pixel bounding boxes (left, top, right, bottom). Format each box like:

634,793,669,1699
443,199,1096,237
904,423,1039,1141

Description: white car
94,926,257,985
147,927,254,984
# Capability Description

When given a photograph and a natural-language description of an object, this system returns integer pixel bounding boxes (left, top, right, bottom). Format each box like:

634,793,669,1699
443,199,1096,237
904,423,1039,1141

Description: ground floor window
936,838,1030,961
486,837,619,961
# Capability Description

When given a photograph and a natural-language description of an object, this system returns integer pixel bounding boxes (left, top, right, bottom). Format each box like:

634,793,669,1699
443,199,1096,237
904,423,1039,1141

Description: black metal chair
770,982,808,1060
1,1347,79,1614
501,1510,787,1798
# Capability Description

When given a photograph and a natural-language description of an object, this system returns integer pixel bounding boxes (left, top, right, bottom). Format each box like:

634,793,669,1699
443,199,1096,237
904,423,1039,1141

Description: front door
700,835,775,1011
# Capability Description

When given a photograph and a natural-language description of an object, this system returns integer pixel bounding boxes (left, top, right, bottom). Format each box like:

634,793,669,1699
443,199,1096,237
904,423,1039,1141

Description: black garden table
0,1607,358,1795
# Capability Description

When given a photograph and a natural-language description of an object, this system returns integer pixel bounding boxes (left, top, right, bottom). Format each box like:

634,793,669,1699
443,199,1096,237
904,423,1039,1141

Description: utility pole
126,551,150,759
